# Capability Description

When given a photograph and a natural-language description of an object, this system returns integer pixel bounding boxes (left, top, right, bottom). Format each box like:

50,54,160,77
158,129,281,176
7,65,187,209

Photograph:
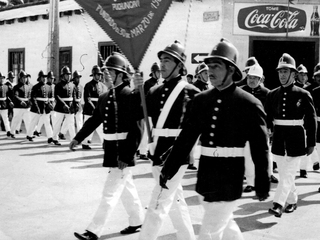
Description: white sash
149,80,188,155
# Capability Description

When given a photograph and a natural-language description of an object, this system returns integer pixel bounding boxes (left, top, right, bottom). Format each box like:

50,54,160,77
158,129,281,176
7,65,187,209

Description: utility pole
47,0,59,81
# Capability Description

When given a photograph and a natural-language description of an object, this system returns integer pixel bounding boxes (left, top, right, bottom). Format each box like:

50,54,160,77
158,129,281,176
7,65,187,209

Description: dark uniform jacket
0,84,12,109
74,83,142,167
146,76,200,166
265,83,317,157
162,83,270,202
144,77,158,95
83,80,105,115
312,86,320,143
193,80,209,92
241,84,269,106
30,82,50,114
73,83,83,113
46,83,55,113
12,82,32,108
53,81,76,114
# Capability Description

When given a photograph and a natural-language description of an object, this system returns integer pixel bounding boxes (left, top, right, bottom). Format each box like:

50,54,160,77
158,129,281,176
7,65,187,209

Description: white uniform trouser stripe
52,111,75,140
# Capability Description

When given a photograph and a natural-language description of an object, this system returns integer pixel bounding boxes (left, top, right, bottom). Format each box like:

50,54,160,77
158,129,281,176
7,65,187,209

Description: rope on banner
80,9,105,64
184,0,193,49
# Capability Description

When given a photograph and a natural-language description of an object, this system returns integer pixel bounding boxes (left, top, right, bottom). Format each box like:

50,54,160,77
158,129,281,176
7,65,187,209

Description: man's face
207,59,233,90
20,76,26,84
63,74,71,82
73,77,80,85
199,70,209,82
47,77,53,84
39,76,46,84
0,77,4,85
247,75,261,89
297,72,308,84
93,74,101,82
159,53,180,79
278,68,294,86
314,75,320,85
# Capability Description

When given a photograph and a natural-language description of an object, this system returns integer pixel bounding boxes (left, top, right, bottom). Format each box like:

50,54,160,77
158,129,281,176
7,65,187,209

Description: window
8,48,25,85
59,46,72,74
98,42,121,67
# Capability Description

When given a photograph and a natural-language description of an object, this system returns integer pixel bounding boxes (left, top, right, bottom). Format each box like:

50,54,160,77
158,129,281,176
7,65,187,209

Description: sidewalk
0,131,320,240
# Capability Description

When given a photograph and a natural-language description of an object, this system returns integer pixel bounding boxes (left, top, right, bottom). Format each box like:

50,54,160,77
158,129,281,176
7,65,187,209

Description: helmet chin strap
217,65,231,90
281,71,294,88
164,62,179,81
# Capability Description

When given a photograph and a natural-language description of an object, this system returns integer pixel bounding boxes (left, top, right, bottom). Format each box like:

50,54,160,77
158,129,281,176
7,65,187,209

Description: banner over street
74,0,173,68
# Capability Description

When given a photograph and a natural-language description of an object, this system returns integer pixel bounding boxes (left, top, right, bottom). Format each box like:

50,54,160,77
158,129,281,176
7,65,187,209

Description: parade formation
1,37,320,240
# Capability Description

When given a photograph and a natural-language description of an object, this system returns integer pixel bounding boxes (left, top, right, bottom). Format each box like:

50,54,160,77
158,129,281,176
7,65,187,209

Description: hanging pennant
74,0,174,68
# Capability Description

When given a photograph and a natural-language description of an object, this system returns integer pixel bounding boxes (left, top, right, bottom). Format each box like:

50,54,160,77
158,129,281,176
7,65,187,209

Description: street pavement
1,129,320,240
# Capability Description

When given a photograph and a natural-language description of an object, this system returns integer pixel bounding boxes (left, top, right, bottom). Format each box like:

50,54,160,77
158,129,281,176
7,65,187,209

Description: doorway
249,37,319,90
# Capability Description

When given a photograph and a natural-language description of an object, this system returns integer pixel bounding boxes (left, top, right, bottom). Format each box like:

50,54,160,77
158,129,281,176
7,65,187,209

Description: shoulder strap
149,80,188,155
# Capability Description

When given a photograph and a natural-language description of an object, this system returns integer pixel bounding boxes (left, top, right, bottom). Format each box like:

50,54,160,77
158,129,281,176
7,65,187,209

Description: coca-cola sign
238,5,306,33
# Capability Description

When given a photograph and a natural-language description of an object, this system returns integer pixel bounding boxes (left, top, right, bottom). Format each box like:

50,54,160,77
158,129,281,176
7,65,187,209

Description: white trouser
10,108,30,135
198,200,244,240
61,111,83,134
273,154,301,206
27,112,53,138
36,111,54,132
138,120,148,155
87,167,144,237
82,114,103,145
139,165,195,240
244,142,272,187
52,111,75,141
0,109,11,132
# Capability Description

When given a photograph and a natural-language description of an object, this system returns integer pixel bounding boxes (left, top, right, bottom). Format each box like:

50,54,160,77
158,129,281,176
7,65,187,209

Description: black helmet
73,70,82,79
90,65,103,77
276,53,297,72
204,38,242,81
61,66,72,76
7,71,15,79
47,71,55,79
150,62,160,77
19,70,30,79
37,70,47,81
104,52,127,74
157,40,187,76
314,63,320,77
244,57,259,72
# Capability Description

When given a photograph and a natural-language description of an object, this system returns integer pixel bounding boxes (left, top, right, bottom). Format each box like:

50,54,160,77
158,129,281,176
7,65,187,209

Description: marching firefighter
138,40,200,240
71,52,144,240
160,38,270,240
51,66,76,145
193,62,209,91
266,53,317,217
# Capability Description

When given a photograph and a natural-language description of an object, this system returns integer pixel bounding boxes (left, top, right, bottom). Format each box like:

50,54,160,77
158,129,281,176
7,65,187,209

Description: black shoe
139,154,149,160
52,140,61,146
26,136,34,142
33,131,41,137
15,130,19,134
82,144,91,150
318,187,320,193
47,138,53,144
284,203,297,213
6,131,11,137
313,162,320,171
268,202,283,218
270,175,279,183
58,133,66,140
187,164,197,170
300,169,307,178
243,185,254,193
120,225,142,234
74,231,98,240
87,140,91,144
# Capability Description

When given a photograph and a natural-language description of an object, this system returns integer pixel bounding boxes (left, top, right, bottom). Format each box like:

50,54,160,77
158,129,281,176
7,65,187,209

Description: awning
0,0,82,21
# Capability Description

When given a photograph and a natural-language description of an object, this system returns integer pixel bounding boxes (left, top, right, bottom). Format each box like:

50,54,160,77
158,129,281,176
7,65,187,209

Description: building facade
0,0,319,90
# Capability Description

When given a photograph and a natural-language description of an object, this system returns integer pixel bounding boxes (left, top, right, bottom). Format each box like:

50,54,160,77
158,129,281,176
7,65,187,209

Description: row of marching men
0,65,109,146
